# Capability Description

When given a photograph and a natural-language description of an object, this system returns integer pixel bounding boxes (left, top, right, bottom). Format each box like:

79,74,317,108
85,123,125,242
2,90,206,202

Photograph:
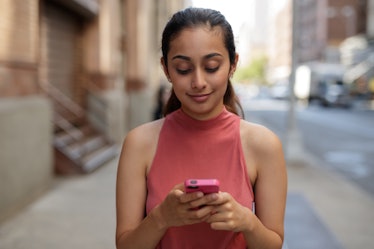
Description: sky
191,0,255,35
191,0,289,64
191,0,288,33
191,0,256,64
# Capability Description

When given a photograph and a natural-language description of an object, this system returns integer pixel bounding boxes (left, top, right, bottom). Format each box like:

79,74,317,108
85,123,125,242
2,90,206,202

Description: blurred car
319,80,352,108
270,80,290,100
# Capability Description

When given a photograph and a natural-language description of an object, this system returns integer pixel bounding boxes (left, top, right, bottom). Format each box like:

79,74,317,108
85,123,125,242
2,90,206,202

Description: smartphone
184,179,220,194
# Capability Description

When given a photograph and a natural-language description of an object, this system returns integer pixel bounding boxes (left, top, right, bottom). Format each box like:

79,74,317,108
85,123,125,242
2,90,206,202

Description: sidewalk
0,152,374,249
0,157,118,249
285,152,374,249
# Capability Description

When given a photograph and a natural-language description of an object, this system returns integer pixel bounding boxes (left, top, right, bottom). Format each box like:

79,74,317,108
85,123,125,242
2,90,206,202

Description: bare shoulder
119,119,164,171
239,119,283,159
124,119,164,148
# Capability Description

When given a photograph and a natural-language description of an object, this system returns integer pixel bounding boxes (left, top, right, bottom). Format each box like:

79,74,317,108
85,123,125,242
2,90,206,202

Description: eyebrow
171,53,223,61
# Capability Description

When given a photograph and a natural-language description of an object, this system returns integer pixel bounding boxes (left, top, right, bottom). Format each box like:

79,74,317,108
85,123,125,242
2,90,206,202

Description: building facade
267,0,370,84
0,0,187,223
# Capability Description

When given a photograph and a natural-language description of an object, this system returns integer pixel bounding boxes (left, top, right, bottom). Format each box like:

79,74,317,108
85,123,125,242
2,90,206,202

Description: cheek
169,73,190,89
170,81,186,98
210,72,229,88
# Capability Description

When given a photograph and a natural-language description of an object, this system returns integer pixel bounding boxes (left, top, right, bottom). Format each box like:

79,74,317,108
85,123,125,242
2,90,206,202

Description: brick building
0,0,187,223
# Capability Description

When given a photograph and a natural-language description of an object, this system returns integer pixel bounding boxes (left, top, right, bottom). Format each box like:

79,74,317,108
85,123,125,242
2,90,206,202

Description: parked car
270,80,290,100
319,80,352,108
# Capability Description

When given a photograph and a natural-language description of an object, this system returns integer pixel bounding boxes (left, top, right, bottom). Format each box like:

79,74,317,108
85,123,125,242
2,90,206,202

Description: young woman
116,7,287,249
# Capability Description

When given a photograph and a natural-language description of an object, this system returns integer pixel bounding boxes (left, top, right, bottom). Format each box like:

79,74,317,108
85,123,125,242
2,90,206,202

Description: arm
206,124,287,249
242,127,287,249
116,125,166,249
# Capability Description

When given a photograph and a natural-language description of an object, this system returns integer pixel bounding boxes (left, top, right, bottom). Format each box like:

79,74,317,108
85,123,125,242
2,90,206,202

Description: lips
188,93,211,103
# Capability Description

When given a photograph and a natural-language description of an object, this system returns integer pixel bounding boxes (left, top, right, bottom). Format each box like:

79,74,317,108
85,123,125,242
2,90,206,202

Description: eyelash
176,67,219,75
206,67,219,73
177,69,191,75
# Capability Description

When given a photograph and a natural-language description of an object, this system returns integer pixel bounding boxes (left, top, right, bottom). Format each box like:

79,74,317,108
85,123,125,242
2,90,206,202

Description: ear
160,57,171,82
229,53,239,77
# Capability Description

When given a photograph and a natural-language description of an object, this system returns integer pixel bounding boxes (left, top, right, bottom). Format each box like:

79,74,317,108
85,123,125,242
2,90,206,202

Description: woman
116,7,287,249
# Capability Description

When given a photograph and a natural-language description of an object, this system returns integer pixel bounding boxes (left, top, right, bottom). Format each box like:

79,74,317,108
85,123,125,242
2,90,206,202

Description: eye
176,68,191,75
206,67,219,73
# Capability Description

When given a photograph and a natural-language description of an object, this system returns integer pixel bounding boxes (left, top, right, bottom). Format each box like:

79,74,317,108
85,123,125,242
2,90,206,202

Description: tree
234,55,268,84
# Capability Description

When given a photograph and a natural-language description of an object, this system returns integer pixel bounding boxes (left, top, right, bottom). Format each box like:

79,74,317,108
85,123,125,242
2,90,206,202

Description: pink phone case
185,179,220,194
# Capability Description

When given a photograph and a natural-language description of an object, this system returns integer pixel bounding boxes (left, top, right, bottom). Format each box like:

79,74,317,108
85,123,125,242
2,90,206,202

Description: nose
191,69,206,90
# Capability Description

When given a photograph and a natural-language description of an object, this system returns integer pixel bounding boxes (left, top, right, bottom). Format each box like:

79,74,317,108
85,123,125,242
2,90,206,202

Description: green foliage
234,55,268,85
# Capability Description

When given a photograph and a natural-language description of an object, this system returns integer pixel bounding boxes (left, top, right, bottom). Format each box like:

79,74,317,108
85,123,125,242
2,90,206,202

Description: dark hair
161,7,243,117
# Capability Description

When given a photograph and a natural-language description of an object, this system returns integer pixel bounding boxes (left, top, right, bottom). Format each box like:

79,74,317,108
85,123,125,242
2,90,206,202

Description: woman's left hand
205,192,254,233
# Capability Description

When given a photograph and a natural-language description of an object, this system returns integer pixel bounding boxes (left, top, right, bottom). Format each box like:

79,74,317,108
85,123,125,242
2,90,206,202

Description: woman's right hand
151,183,219,229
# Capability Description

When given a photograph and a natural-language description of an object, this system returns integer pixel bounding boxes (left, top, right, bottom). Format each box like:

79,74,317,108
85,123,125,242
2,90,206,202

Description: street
242,97,374,196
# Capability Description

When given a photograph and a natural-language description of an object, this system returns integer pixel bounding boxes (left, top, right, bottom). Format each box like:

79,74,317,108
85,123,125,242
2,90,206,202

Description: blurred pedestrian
116,7,287,249
153,83,171,120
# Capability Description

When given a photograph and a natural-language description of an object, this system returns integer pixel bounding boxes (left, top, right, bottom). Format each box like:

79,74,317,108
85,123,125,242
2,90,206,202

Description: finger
197,205,216,217
210,221,232,231
185,205,215,222
189,193,219,208
172,189,185,198
173,183,185,191
206,210,227,222
179,191,204,203
169,183,186,199
207,192,234,207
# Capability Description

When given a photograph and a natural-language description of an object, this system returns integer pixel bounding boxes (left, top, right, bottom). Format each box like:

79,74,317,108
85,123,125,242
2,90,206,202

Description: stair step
54,125,95,148
54,132,77,148
64,135,106,161
80,144,119,172
54,105,83,122
44,83,116,175
80,125,95,135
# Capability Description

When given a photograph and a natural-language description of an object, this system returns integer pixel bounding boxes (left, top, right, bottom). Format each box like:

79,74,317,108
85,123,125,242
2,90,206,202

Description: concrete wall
87,90,127,143
368,0,374,38
0,97,53,223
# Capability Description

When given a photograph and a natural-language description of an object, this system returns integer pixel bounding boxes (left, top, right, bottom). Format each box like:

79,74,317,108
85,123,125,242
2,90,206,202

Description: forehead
168,26,227,58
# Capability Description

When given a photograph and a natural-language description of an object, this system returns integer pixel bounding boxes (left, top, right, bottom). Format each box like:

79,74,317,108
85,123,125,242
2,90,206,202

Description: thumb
172,183,185,197
173,183,185,192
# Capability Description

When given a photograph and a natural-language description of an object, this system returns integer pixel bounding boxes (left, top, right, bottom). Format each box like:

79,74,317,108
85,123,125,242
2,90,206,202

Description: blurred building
237,0,270,65
267,0,293,83
0,0,187,223
267,0,371,84
368,0,374,37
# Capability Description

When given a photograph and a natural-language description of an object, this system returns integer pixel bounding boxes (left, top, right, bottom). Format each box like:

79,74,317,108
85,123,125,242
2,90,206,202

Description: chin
183,105,221,119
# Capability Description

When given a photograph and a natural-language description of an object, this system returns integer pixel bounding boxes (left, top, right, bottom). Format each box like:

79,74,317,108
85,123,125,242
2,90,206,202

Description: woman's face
162,26,237,120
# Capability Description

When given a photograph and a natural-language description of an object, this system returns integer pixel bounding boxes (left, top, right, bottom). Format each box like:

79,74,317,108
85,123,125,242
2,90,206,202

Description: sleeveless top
146,108,254,249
